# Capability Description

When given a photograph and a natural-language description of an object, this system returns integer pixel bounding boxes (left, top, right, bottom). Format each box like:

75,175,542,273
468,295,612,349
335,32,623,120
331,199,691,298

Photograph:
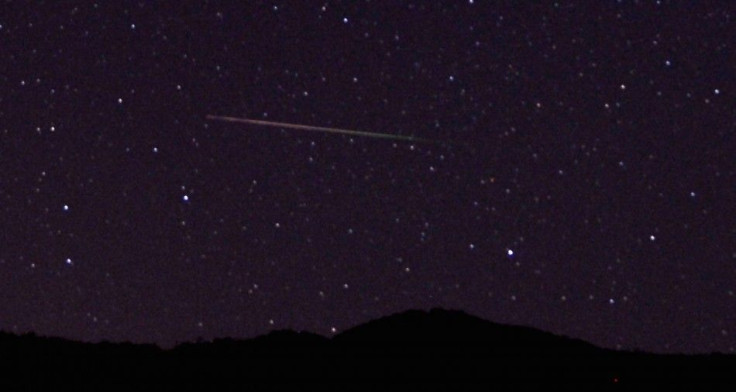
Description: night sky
2,1,735,354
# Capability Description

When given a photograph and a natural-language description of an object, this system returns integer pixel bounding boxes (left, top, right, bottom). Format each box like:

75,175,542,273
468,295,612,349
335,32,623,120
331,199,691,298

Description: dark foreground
1,309,733,390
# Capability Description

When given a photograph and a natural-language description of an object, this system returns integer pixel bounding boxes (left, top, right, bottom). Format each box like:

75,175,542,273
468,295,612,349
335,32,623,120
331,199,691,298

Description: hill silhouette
0,308,733,390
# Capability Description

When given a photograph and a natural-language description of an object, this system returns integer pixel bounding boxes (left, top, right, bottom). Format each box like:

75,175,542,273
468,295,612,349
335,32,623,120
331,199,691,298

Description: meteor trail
206,114,449,145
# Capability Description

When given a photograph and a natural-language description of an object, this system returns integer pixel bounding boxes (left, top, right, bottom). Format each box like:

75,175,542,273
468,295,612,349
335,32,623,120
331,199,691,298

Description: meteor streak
206,114,448,145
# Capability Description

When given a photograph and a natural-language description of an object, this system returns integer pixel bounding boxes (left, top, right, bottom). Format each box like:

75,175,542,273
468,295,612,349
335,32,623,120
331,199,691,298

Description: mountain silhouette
0,308,733,390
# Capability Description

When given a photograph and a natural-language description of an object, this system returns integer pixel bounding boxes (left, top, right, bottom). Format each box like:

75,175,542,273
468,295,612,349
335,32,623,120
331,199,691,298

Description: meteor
206,114,453,146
